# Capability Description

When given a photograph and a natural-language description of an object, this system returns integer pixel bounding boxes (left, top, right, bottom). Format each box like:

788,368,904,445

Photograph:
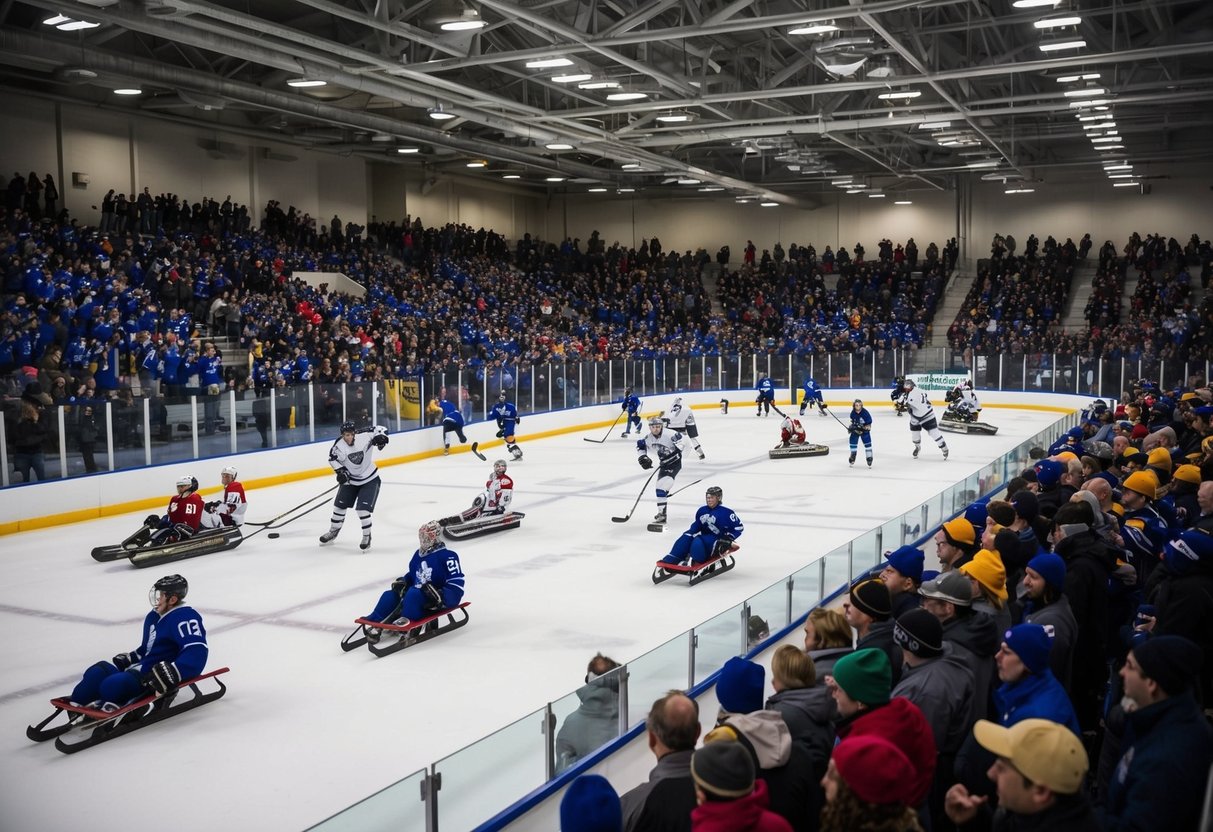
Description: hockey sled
90,521,158,561
442,512,525,541
128,526,244,569
346,603,471,657
768,443,830,459
940,413,999,435
27,667,230,754
652,552,737,586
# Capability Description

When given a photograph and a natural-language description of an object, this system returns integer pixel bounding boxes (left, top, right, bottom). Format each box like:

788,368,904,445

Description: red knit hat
833,735,916,805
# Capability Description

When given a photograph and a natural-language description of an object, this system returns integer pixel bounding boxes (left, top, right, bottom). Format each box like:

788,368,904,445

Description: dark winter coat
620,749,695,832
957,791,1101,832
943,610,1001,721
1054,528,1116,708
1153,563,1213,706
892,643,977,755
1023,594,1078,691
993,669,1081,736
857,619,904,686
1100,692,1213,832
806,646,852,681
765,684,835,775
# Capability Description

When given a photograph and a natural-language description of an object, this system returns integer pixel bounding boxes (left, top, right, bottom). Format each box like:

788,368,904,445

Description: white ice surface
0,405,1060,832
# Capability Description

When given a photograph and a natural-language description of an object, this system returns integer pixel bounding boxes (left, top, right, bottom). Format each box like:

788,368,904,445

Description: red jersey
780,418,806,445
218,482,248,524
168,493,205,529
485,473,514,512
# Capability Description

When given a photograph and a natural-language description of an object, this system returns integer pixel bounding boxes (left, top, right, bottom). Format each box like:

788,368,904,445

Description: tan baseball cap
973,718,1088,795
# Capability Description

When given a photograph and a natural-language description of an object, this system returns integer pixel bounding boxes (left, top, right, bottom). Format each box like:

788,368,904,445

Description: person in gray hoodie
764,644,836,778
920,571,1000,724
555,653,621,772
713,656,817,831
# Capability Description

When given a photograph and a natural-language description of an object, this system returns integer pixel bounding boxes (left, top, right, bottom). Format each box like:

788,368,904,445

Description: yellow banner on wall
385,379,422,420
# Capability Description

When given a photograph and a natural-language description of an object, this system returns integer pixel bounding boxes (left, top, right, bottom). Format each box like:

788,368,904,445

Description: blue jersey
440,399,465,427
622,393,641,414
128,605,208,681
849,406,873,431
491,401,519,427
683,503,744,541
403,546,466,601
756,377,775,398
802,378,823,402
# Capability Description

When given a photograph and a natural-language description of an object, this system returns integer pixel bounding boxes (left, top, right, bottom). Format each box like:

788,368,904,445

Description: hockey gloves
112,652,137,671
496,429,505,438
335,468,351,485
422,582,444,611
144,661,181,696
144,514,162,528
370,434,389,450
638,455,653,470
391,576,410,594
711,536,735,558
204,501,218,512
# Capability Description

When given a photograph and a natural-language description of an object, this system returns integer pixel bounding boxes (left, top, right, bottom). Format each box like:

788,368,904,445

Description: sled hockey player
800,376,828,417
777,414,808,448
756,375,776,416
944,379,981,422
621,387,642,436
658,486,743,567
68,575,207,713
891,376,910,417
320,421,389,550
439,397,468,455
490,391,523,460
363,521,466,644
441,459,514,527
902,379,949,460
848,399,874,468
145,474,205,545
637,415,684,526
199,466,246,529
661,396,706,460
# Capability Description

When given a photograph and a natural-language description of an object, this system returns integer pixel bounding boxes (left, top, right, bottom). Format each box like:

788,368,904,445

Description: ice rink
0,401,1062,831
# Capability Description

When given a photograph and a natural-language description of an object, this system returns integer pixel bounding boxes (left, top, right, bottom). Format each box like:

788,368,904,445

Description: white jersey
483,472,514,513
960,388,980,410
663,397,696,431
328,425,388,485
905,388,937,423
638,427,684,467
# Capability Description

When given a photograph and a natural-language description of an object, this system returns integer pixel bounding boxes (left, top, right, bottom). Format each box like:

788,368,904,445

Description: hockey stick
668,478,705,498
244,485,338,526
470,441,487,461
584,411,626,443
240,497,334,542
827,407,853,433
612,466,659,522
770,404,787,419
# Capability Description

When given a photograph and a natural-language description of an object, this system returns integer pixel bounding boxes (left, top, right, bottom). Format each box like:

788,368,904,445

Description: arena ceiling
2,0,1213,205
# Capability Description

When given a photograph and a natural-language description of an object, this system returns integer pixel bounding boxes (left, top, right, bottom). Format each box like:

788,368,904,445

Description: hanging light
428,106,456,120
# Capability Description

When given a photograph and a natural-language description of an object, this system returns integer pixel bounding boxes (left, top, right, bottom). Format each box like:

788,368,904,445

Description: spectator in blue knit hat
994,624,1080,735
1033,459,1068,520
880,545,925,618
561,773,622,832
1019,552,1078,691
1102,635,1213,832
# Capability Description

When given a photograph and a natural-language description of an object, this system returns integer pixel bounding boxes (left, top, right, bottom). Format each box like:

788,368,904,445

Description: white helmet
176,474,198,493
648,416,664,429
221,465,237,480
419,521,443,555
493,459,508,475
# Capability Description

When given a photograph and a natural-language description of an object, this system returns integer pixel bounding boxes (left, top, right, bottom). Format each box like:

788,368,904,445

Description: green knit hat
832,648,892,706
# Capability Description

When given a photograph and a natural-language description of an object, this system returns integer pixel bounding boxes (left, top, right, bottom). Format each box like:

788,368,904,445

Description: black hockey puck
268,532,280,539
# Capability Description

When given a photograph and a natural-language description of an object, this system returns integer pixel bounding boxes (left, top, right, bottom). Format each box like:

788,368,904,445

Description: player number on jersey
446,558,462,576
178,619,202,638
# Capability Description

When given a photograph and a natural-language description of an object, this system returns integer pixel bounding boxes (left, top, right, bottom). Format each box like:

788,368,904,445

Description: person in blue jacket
70,574,207,712
439,396,468,455
659,486,744,567
848,399,874,468
993,624,1080,735
363,522,466,643
490,391,523,460
800,376,827,417
621,387,642,436
755,376,775,416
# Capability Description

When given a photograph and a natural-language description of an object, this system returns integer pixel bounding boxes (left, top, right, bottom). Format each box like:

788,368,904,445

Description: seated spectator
821,735,923,832
945,718,1098,831
689,740,791,832
619,691,700,832
556,653,621,772
880,545,925,617
1101,636,1213,832
561,773,622,832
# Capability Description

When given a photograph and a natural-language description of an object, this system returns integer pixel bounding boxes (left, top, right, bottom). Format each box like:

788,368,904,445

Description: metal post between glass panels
530,363,536,414
340,383,347,424
0,410,8,486
740,604,750,655
617,670,630,737
188,396,198,460
688,630,696,689
421,768,439,832
848,353,853,388
1051,353,1056,392
142,397,152,466
229,390,238,454
998,353,1003,392
269,388,278,449
542,703,556,781
57,405,68,478
817,556,826,603
847,540,854,580
1119,358,1125,398
607,362,612,404
785,577,794,625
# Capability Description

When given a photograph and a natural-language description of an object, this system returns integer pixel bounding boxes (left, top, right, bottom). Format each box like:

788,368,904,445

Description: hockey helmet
150,574,188,607
705,485,723,503
493,459,508,475
625,387,633,396
418,520,443,554
648,415,664,429
340,420,357,435
903,378,916,388
221,465,237,482
176,474,198,494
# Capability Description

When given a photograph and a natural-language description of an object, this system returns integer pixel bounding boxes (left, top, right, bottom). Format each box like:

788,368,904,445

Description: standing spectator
821,736,923,832
619,691,700,832
919,571,1000,723
1151,530,1213,705
945,719,1098,831
689,741,791,832
892,608,976,765
764,644,835,778
561,774,622,832
803,608,854,680
846,578,903,685
13,385,51,482
42,173,58,217
993,624,1079,734
556,653,621,772
77,403,99,473
1101,636,1213,832
959,549,1011,632
1019,552,1078,690
881,545,925,617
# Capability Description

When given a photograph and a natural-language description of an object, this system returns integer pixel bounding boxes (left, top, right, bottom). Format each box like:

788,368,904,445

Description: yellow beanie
942,516,976,548
1146,447,1173,471
960,549,1008,601
1173,465,1201,486
1122,470,1159,501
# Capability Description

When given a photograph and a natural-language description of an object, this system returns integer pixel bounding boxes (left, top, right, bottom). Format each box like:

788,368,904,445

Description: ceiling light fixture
677,178,702,185
578,80,620,90
830,177,853,185
113,88,143,95
868,193,887,198
788,21,839,35
894,200,913,205
465,160,487,168
1005,187,1036,194
1099,144,1125,149
55,19,101,30
918,121,952,130
656,111,693,123
1034,15,1082,28
1104,164,1132,171
966,160,1000,168
428,106,456,120
545,142,574,150
545,176,565,182
1012,0,1061,7
1064,87,1106,97
1057,73,1100,83
43,15,70,25
1113,182,1140,187
699,186,724,192
617,187,635,193
1077,113,1113,122
620,162,642,170
760,201,779,207
877,89,922,100
1107,173,1135,179
287,79,327,88
525,57,574,69
1091,136,1120,143
551,73,592,83
587,187,607,192
1084,122,1116,129
1040,39,1086,52
606,91,648,101
396,147,420,154
501,174,521,179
